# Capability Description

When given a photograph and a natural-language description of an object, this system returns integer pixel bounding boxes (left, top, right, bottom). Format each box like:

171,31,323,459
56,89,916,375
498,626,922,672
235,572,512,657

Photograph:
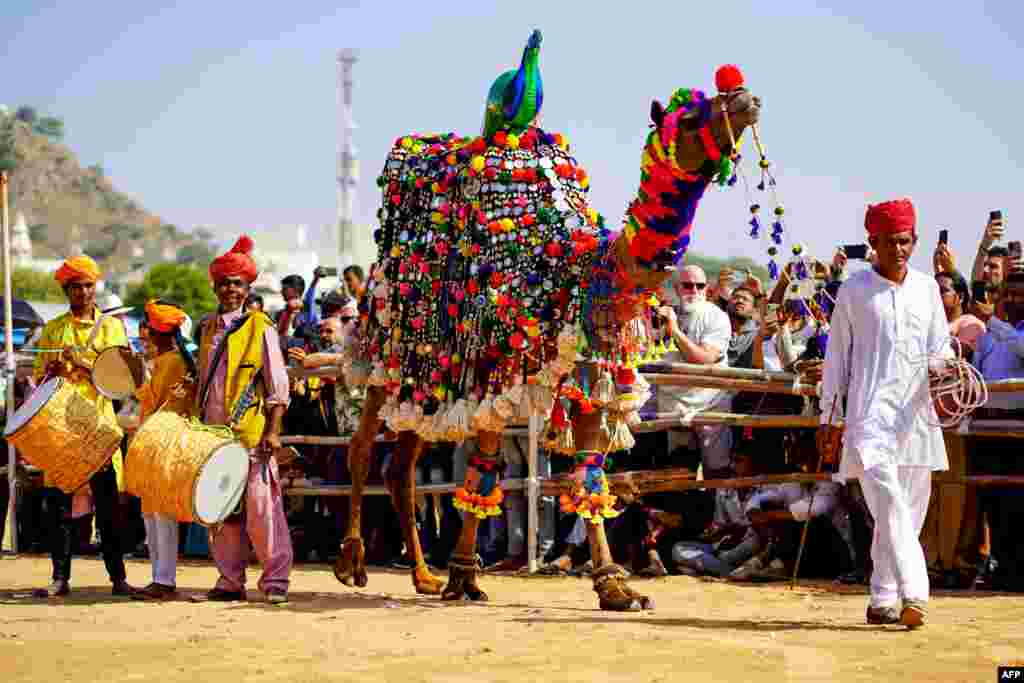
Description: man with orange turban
820,199,950,629
128,300,197,601
31,255,136,597
195,236,293,604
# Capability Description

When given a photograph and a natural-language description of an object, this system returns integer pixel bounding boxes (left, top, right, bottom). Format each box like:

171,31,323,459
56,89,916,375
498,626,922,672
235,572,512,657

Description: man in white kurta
820,198,949,629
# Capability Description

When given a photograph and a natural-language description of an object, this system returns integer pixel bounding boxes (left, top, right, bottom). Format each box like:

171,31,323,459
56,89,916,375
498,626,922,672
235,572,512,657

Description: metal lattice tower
337,49,359,271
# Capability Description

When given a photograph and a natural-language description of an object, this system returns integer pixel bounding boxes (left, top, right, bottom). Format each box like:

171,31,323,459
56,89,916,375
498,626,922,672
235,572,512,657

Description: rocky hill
0,110,211,276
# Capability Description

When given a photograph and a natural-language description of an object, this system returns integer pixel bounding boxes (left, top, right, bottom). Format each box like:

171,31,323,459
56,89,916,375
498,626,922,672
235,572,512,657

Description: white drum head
4,378,61,437
193,442,249,525
93,346,141,401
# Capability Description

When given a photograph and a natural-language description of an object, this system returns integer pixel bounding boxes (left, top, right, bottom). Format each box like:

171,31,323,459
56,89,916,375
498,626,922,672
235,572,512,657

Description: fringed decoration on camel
454,453,505,519
559,451,620,523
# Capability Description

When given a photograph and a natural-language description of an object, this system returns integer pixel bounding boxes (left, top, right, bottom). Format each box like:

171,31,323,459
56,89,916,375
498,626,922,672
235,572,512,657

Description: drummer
131,300,196,601
31,255,135,598
195,236,293,604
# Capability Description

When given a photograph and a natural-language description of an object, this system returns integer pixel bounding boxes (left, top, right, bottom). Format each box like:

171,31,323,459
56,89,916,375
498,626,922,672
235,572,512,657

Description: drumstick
790,395,838,590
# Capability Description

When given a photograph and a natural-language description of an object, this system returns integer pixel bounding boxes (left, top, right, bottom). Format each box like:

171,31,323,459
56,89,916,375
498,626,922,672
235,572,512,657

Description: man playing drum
195,236,293,604
131,300,196,601
32,255,135,598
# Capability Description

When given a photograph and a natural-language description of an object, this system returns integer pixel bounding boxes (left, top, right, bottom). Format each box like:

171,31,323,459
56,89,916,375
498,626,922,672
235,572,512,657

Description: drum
125,411,249,525
3,377,124,493
92,346,146,401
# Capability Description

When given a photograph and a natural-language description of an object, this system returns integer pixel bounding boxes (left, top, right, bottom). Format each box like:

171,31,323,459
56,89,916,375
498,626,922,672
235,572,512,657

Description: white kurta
821,266,949,608
820,267,950,481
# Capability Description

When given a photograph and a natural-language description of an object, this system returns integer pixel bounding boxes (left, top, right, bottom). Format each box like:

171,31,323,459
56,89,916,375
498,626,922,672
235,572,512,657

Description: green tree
12,267,66,303
684,252,770,286
0,115,16,173
33,116,64,141
124,263,217,323
29,224,48,242
176,242,216,267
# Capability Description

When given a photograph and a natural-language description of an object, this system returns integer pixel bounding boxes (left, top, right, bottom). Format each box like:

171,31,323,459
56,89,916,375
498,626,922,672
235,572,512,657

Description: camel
334,30,762,610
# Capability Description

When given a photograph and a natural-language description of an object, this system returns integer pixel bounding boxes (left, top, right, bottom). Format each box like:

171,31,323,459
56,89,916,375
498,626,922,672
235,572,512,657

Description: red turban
209,235,258,283
865,199,916,237
144,300,187,333
54,255,101,286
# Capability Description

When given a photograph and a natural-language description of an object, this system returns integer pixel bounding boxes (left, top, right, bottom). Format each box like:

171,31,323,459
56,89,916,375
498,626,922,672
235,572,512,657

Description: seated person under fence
671,434,766,577
728,468,858,581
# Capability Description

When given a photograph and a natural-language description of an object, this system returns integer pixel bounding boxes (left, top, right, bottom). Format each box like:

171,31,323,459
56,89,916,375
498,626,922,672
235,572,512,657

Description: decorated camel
336,30,762,610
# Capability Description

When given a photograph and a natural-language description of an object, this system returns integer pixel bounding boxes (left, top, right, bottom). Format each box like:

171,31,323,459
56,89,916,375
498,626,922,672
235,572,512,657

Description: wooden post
526,414,540,574
1,170,16,554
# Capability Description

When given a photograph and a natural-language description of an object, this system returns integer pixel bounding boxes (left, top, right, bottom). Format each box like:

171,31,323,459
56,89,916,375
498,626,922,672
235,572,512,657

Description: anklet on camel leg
442,553,488,602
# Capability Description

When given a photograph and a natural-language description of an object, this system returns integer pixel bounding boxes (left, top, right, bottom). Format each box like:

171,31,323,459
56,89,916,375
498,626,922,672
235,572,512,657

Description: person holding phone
970,211,1015,288
819,199,950,629
933,230,956,275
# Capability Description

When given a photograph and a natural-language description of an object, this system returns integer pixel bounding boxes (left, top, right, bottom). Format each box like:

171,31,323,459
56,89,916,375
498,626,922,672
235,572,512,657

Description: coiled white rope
910,336,988,428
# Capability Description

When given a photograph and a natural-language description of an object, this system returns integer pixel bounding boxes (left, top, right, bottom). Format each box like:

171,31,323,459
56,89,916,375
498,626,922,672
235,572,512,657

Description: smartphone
990,210,1003,222
1009,241,1022,261
842,244,869,260
938,229,949,246
971,281,989,304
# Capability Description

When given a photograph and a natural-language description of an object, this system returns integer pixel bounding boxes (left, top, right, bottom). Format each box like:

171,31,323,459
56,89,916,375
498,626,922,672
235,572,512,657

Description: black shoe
205,588,245,602
111,580,136,596
838,568,867,585
866,605,900,625
391,556,416,570
33,580,70,598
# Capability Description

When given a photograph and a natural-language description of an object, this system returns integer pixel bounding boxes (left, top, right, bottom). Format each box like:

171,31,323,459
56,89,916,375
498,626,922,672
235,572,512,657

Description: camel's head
649,65,761,179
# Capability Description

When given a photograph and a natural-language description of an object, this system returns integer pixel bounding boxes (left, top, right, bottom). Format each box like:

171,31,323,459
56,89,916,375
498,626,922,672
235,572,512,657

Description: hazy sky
2,1,1021,272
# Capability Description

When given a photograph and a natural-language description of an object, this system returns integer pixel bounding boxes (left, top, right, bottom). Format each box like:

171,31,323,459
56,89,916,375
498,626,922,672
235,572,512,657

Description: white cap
99,292,123,309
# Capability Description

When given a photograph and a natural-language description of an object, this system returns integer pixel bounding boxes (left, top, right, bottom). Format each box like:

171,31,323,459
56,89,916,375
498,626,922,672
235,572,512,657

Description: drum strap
197,315,249,417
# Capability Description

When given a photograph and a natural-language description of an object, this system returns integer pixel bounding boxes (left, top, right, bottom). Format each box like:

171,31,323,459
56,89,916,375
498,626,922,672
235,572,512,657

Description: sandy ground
1,555,1022,682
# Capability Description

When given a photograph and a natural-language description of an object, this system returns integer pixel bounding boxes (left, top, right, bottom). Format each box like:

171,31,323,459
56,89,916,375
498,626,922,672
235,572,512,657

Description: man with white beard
656,265,734,478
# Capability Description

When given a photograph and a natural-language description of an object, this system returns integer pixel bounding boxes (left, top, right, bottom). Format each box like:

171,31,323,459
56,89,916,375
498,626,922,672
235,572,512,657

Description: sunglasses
679,282,707,291
340,316,355,323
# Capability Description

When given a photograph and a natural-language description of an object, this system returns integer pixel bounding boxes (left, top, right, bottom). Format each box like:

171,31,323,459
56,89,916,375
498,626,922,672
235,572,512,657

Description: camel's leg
442,431,501,602
334,386,386,588
385,432,444,595
588,519,654,611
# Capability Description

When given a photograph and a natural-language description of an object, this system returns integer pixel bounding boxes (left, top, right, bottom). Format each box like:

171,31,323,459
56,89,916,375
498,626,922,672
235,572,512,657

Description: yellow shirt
33,308,129,490
136,350,194,421
132,349,194,513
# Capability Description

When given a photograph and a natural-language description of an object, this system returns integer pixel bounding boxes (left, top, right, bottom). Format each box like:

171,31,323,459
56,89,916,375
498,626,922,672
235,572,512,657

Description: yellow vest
33,308,128,491
197,312,274,448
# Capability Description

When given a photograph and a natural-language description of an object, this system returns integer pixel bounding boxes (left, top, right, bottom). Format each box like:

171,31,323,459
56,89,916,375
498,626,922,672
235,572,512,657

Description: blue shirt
273,282,320,333
972,317,1024,411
